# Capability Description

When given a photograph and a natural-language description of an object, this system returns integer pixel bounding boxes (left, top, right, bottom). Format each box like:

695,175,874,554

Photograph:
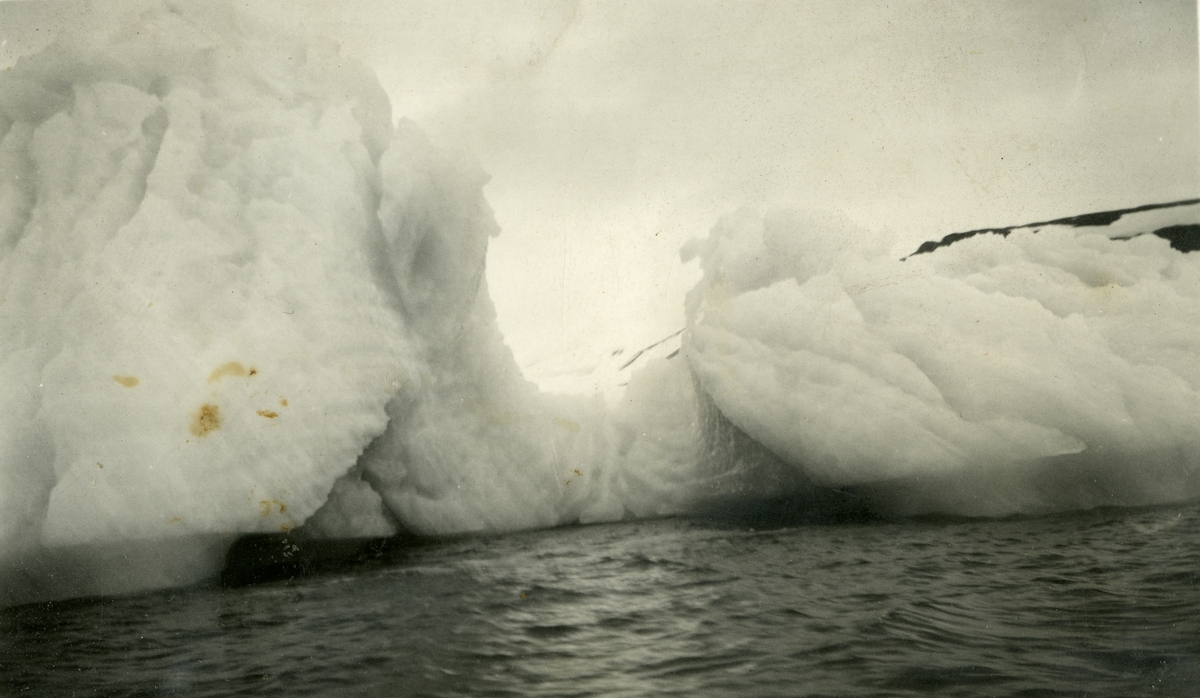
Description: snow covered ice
1,1,1199,606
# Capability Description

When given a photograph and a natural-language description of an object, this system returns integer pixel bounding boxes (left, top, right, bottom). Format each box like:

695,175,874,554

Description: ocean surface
4,503,1200,698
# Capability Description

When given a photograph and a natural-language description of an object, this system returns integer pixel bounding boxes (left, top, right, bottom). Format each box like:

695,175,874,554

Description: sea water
5,502,1199,697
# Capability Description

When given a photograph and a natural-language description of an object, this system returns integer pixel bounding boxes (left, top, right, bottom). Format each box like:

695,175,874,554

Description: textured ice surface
0,2,408,551
0,2,707,605
3,0,1198,606
682,202,1200,516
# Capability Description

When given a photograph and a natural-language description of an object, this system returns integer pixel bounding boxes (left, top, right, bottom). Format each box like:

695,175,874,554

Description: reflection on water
5,506,1200,697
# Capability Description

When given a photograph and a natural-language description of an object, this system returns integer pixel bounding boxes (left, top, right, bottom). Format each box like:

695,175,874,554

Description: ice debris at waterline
2,2,1199,607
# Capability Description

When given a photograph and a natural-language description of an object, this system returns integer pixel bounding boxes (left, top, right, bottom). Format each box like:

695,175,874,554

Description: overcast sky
3,1,1198,386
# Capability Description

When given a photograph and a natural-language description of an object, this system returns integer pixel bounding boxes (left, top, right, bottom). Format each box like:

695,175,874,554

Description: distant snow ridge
516,329,683,404
904,199,1200,258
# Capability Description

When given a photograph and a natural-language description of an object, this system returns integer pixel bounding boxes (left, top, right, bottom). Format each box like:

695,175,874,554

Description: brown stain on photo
256,410,278,419
112,375,139,388
190,404,221,436
259,499,287,516
208,362,252,383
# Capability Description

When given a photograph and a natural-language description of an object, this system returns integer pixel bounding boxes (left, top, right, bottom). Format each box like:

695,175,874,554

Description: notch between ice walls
0,0,729,607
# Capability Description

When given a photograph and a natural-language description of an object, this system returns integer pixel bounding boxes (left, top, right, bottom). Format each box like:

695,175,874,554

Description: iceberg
2,1,1198,606
0,0,736,606
682,203,1200,517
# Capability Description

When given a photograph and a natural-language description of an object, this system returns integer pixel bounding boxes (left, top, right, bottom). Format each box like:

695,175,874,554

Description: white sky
3,1,1199,388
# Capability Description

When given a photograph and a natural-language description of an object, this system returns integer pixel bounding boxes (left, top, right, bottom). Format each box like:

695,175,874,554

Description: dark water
4,504,1200,697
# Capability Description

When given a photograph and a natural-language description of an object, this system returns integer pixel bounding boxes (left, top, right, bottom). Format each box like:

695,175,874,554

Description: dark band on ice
902,197,1200,260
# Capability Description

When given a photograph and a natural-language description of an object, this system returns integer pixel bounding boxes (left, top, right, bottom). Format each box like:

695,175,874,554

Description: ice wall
0,2,418,600
0,2,718,605
682,204,1200,516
